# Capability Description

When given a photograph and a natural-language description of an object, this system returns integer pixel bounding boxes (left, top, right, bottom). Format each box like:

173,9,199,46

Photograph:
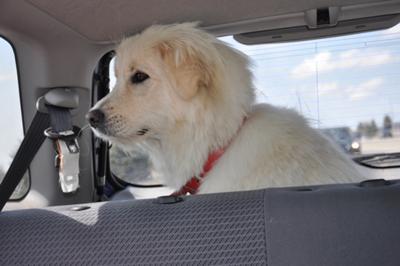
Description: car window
107,23,400,197
0,37,29,200
221,23,400,156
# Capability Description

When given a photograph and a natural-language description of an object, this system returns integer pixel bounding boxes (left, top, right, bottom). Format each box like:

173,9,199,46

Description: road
360,136,400,154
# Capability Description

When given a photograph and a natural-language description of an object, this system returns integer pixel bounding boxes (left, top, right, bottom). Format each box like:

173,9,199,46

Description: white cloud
299,78,383,100
291,49,392,78
318,82,339,95
346,77,383,100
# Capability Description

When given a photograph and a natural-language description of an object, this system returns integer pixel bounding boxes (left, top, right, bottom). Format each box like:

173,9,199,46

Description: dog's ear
157,41,214,100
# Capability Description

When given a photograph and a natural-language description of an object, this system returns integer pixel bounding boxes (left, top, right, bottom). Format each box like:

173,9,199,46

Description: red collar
171,117,246,196
171,147,226,196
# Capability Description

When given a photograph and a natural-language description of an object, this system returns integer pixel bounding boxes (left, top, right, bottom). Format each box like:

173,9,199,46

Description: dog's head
87,23,253,146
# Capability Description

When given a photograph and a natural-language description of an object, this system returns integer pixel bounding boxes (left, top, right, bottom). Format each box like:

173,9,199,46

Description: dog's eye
131,71,149,84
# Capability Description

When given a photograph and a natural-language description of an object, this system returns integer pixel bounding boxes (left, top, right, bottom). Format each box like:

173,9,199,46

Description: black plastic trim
91,51,115,200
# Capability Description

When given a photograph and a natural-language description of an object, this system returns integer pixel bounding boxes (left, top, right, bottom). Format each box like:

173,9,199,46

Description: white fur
91,23,364,194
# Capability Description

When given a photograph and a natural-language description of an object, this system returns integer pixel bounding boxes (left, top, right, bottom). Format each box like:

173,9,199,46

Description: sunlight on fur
89,23,365,194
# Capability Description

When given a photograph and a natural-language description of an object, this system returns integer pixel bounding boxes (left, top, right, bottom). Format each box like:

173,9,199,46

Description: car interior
1,0,400,265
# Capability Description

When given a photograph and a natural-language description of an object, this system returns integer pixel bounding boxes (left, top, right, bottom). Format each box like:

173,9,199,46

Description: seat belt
0,88,80,212
44,105,80,194
0,112,50,211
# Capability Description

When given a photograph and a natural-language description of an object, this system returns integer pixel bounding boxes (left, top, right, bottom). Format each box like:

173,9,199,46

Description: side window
0,37,29,200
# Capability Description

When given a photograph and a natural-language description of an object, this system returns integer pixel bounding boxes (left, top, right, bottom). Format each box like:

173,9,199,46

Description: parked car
321,127,361,154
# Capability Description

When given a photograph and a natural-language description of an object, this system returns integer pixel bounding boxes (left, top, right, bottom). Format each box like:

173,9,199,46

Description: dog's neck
143,104,246,190
144,42,255,190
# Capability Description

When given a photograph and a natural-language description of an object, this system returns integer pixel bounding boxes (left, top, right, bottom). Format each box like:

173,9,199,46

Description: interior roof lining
23,1,101,43
24,0,393,44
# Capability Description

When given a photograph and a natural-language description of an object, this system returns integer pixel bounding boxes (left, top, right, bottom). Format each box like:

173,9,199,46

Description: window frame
0,35,31,201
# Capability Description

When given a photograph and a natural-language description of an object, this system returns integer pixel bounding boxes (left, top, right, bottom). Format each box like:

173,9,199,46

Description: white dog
87,23,364,195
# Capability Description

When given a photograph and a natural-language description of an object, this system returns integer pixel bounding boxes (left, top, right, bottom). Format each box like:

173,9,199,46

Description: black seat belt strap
46,105,73,133
0,112,50,211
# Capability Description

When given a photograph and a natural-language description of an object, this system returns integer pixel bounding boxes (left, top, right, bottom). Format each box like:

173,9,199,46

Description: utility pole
315,42,321,128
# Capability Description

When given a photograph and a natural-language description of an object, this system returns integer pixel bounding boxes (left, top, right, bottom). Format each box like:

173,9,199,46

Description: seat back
1,180,399,265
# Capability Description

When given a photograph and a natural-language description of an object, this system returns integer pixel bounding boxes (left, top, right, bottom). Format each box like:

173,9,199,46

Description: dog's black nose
86,109,105,128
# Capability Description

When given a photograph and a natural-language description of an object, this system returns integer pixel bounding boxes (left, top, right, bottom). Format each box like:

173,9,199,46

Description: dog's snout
86,109,105,128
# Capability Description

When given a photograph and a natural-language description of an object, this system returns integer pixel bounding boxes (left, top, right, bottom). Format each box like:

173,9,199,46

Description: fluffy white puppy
88,23,364,194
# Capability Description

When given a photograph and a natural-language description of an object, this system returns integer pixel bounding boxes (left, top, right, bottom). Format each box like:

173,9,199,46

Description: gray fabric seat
1,180,399,265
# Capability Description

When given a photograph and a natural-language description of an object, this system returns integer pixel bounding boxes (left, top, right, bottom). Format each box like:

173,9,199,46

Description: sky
220,23,400,129
1,23,400,171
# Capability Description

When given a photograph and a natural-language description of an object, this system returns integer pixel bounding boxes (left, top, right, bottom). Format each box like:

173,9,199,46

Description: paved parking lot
361,137,400,154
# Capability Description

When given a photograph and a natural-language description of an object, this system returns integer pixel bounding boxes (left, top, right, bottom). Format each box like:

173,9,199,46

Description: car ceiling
25,0,385,43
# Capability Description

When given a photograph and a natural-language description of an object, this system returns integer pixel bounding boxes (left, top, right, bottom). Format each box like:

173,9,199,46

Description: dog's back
199,103,364,194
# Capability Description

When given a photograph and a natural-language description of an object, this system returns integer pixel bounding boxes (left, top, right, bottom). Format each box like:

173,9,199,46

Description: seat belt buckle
55,136,80,193
37,88,81,195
